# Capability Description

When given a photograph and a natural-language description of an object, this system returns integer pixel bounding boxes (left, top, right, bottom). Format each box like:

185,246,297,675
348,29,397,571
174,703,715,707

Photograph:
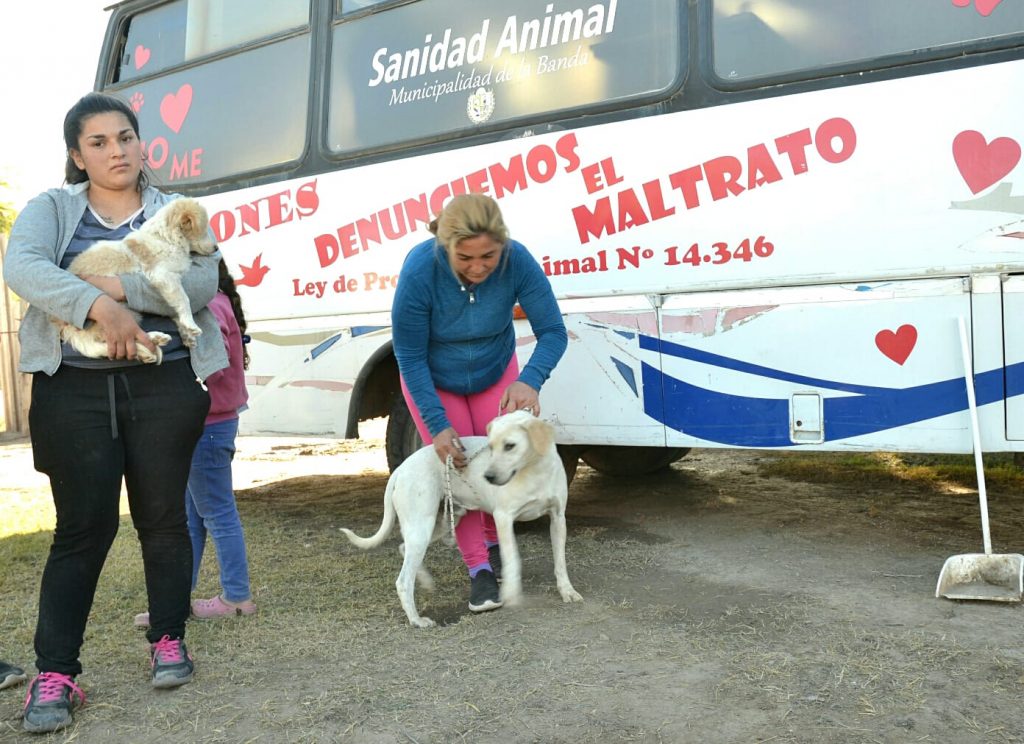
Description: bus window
119,0,310,82
327,0,680,155
106,0,311,186
338,0,393,14
713,0,1024,82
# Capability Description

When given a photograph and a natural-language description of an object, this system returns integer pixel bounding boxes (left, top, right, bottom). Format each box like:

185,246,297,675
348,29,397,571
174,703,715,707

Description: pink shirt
204,292,249,424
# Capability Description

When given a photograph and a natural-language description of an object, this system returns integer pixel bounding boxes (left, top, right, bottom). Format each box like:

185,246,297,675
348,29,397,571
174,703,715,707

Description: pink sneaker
150,636,193,688
22,672,86,733
191,595,257,619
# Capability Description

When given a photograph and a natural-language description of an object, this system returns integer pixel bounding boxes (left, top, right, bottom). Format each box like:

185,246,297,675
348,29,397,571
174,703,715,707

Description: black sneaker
22,672,85,733
150,636,194,689
0,661,27,690
468,569,503,613
487,544,502,583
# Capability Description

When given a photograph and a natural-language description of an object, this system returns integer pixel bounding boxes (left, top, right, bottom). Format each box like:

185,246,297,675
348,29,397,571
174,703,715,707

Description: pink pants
400,357,520,573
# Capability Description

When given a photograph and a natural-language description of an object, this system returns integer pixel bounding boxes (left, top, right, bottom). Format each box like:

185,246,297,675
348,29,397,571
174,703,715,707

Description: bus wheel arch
346,342,400,439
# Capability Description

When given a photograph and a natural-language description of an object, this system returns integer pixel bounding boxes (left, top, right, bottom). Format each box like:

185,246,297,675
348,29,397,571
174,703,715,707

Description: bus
93,0,1024,478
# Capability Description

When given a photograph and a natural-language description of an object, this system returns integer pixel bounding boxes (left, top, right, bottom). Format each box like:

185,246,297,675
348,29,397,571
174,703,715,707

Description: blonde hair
429,194,509,264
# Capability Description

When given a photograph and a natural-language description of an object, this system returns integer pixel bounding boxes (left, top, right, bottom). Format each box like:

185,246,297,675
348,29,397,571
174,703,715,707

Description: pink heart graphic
951,0,971,5
159,84,193,134
134,45,151,70
875,325,917,366
952,130,1021,194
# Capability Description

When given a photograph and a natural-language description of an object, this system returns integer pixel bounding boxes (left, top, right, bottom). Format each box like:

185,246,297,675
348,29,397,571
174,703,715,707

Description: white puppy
341,410,583,627
56,197,216,364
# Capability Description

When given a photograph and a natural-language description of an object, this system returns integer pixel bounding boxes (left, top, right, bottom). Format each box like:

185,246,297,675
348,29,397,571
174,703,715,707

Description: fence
0,232,30,436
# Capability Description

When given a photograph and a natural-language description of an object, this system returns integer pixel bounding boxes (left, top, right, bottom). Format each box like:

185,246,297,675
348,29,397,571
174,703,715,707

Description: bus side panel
524,296,668,447
655,278,993,453
1004,274,1024,440
239,326,392,436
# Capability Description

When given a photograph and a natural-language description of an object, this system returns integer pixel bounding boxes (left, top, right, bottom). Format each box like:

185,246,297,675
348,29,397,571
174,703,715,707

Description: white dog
341,410,583,627
56,197,216,364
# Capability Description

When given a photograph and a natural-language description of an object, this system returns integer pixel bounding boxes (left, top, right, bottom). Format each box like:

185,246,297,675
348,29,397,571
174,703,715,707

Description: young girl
185,260,256,618
134,259,254,626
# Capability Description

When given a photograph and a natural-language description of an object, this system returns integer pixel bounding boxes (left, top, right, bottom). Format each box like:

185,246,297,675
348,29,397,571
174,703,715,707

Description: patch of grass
759,451,1024,492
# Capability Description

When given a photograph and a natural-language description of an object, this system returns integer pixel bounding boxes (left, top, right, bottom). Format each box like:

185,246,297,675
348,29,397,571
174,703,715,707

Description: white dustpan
935,318,1024,602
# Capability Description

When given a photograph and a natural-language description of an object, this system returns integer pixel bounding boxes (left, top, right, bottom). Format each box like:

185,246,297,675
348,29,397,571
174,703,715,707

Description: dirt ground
2,426,1024,743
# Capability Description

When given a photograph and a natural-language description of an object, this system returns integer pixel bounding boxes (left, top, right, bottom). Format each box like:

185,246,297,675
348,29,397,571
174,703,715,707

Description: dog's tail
339,470,399,549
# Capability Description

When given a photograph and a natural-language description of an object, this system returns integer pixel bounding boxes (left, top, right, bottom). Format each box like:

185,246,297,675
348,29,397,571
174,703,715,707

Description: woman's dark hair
218,259,250,370
63,92,150,190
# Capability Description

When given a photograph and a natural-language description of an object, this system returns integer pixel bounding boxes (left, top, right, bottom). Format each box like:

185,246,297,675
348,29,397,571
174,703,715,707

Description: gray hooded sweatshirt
3,182,228,380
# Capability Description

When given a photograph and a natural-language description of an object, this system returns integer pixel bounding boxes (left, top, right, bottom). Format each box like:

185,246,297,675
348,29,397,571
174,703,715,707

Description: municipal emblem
467,87,495,124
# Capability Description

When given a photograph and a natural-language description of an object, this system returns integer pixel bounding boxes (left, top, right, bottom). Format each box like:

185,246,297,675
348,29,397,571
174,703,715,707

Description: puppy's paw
410,616,436,629
137,344,164,365
149,331,172,347
180,325,202,348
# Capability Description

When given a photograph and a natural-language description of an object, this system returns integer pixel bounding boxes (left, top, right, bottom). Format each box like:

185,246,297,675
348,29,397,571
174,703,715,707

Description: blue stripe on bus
630,333,1020,447
309,334,342,360
611,356,638,396
306,326,385,362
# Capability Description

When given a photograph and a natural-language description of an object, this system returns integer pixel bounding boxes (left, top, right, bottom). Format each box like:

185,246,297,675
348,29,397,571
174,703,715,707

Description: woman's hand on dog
500,381,540,417
87,295,158,360
433,427,467,468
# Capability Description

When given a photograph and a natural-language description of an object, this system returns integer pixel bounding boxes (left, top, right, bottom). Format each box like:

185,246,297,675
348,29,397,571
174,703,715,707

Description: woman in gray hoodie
3,93,227,734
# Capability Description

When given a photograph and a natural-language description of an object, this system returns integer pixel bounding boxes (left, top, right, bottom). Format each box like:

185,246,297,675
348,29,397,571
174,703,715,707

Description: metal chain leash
443,453,457,541
442,442,490,542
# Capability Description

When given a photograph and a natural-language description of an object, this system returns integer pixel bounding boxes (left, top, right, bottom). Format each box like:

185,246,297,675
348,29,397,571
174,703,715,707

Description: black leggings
29,360,210,675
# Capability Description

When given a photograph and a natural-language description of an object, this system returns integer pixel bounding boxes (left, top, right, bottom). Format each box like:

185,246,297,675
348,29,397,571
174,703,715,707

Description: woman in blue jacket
392,193,567,612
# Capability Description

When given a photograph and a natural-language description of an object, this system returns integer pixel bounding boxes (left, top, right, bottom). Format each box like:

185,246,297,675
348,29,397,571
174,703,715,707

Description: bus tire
557,445,583,487
579,446,690,477
385,396,423,473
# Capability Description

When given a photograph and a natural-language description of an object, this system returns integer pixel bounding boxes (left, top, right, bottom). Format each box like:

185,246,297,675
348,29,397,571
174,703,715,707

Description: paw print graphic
130,92,145,113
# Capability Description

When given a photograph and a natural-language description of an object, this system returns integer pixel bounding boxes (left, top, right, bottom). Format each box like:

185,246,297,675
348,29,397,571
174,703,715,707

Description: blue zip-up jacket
392,238,567,437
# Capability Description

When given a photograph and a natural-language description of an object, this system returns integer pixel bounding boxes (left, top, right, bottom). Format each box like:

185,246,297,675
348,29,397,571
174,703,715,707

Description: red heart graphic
134,44,151,70
159,84,193,134
951,0,1003,14
952,130,1021,194
875,325,917,366
973,0,1003,15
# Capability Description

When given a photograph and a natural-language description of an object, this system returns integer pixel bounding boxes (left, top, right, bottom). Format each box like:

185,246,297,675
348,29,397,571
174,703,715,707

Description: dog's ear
525,416,554,455
486,419,494,436
176,199,208,240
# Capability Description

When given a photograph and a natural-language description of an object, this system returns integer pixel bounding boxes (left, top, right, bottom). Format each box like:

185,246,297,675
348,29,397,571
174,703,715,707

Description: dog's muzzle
484,469,516,486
